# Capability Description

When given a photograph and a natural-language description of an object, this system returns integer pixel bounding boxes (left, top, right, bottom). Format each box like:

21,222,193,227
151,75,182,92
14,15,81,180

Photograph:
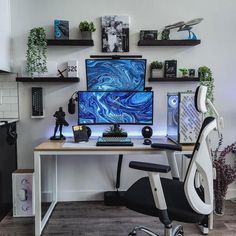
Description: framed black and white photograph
101,15,129,52
164,60,177,78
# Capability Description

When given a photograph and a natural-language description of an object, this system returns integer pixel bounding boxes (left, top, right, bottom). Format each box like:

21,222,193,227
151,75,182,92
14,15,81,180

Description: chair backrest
184,117,216,215
184,85,217,215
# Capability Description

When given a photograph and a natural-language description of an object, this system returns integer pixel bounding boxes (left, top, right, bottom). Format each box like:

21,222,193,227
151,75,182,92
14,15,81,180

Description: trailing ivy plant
26,27,47,77
198,66,214,103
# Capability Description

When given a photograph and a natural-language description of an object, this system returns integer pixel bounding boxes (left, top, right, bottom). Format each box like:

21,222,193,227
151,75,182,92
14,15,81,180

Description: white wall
10,0,236,200
0,0,11,71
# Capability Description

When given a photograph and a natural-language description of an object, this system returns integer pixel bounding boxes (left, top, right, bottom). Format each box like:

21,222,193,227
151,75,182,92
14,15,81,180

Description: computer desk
34,137,194,236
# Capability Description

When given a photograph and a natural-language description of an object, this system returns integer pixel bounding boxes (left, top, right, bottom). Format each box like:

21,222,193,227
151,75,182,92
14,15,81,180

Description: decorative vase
214,195,225,216
81,31,92,40
151,69,163,78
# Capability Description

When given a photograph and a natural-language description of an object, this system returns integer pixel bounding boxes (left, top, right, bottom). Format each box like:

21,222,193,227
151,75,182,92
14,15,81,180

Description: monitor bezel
85,58,147,91
77,90,154,125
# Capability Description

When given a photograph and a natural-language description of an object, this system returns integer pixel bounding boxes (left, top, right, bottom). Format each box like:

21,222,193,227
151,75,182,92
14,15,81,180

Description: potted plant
150,61,163,78
212,139,236,215
79,21,96,40
198,66,214,103
26,27,47,77
179,68,189,77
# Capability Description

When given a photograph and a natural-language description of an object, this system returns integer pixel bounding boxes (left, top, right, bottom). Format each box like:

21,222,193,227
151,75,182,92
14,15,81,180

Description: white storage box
12,169,34,217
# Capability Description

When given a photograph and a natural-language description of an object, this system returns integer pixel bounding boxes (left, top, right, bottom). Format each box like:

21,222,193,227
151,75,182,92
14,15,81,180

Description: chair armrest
129,161,171,173
151,143,182,151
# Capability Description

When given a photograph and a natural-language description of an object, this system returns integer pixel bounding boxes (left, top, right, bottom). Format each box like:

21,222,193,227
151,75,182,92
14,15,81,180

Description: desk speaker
142,126,153,138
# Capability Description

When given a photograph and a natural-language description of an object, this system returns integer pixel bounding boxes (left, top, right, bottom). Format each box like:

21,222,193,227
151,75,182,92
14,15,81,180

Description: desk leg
116,154,123,189
34,153,58,236
52,155,58,203
34,151,42,236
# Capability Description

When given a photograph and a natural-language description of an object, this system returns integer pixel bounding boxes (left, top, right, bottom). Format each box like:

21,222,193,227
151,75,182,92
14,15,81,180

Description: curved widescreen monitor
78,91,153,125
86,59,146,91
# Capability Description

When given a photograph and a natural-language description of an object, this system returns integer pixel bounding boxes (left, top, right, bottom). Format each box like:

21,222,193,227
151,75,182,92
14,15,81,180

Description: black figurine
50,107,69,140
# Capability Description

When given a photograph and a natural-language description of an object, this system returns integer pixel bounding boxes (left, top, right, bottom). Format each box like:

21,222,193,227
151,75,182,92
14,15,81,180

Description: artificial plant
198,66,214,103
79,21,96,32
212,139,236,215
26,27,47,77
150,61,163,70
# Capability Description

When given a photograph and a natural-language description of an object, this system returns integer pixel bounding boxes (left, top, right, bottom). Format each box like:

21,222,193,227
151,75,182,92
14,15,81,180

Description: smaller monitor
86,59,146,91
78,91,153,125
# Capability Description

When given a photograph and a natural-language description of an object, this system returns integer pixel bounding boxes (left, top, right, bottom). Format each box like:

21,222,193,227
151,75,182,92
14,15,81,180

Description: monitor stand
102,124,128,137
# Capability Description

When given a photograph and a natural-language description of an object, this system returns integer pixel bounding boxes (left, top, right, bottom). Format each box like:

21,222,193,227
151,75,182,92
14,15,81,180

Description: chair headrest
195,85,207,113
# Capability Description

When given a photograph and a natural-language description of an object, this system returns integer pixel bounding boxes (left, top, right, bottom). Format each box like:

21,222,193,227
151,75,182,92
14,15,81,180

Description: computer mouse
143,138,152,145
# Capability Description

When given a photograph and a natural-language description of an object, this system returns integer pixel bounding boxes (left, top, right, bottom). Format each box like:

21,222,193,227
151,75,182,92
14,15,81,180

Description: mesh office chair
124,86,221,236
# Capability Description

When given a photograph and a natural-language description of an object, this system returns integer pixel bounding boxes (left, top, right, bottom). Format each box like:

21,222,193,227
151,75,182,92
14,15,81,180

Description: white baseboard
57,190,105,201
42,188,236,202
42,189,126,202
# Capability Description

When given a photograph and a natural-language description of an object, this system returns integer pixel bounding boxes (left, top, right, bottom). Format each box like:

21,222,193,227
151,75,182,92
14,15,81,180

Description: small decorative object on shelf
50,107,69,140
179,68,189,77
161,29,170,40
178,18,203,40
101,15,129,52
188,69,195,77
150,61,163,78
26,27,47,77
57,69,67,78
164,18,203,40
164,60,177,78
54,20,69,40
212,139,236,216
67,60,78,77
79,21,96,40
140,30,158,40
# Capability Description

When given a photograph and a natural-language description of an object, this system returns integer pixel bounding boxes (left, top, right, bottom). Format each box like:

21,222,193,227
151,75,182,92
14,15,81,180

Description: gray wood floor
0,201,236,236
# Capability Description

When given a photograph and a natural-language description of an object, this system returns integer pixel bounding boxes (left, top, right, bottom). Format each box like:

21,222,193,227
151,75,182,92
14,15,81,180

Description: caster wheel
175,230,184,236
174,226,184,236
128,232,136,236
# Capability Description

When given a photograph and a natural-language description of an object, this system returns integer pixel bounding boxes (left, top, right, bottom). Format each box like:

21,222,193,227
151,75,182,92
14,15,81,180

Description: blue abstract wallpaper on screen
86,59,146,91
78,91,153,124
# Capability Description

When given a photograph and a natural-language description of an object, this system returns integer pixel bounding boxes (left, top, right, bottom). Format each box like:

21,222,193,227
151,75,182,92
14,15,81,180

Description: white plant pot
151,69,163,78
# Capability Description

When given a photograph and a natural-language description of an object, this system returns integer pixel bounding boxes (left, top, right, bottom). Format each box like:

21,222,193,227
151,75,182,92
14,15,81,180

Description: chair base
128,225,183,236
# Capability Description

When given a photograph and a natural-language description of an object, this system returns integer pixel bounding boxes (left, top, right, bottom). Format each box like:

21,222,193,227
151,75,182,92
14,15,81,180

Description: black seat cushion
124,177,204,223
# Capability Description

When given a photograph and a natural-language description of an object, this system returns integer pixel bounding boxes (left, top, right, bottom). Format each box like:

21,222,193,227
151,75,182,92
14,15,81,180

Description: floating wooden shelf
138,40,201,46
148,77,200,82
47,39,94,46
16,77,80,82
